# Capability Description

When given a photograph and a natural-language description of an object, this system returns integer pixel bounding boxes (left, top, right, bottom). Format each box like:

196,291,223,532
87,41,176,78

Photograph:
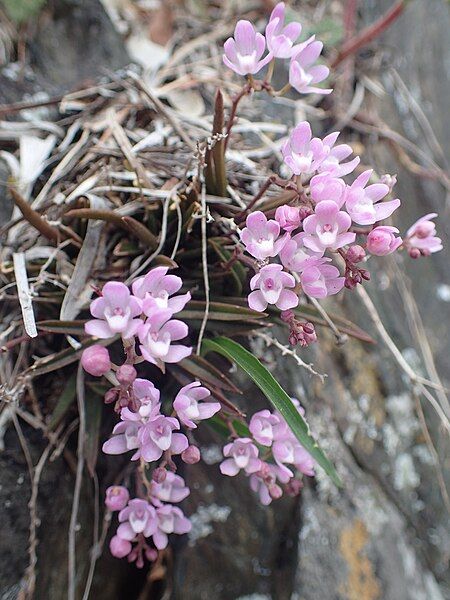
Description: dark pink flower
248,264,298,312
367,226,402,256
300,259,345,298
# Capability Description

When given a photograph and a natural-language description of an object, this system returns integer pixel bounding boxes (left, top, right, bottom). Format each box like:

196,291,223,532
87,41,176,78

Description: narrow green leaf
202,337,342,487
48,372,77,429
207,415,250,439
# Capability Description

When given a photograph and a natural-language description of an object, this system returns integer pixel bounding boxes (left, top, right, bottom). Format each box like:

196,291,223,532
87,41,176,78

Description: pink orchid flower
289,39,331,95
150,472,190,506
85,281,142,340
366,226,402,256
223,20,272,76
173,381,221,429
282,121,325,175
138,309,191,367
220,438,262,476
131,266,191,314
345,170,401,225
280,232,323,273
117,499,157,541
249,462,291,506
309,173,346,206
138,415,188,463
249,409,281,446
248,264,299,312
153,505,191,550
240,211,288,260
265,2,302,58
300,259,345,298
405,213,443,255
102,408,144,458
275,204,301,232
133,378,161,418
302,200,355,252
316,131,360,177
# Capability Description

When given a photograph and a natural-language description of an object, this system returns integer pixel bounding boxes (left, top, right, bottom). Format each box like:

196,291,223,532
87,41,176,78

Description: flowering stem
265,59,275,85
271,82,291,97
236,175,276,222
223,82,252,151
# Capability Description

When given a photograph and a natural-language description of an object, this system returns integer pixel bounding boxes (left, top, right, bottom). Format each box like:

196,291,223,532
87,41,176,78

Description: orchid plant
75,2,443,569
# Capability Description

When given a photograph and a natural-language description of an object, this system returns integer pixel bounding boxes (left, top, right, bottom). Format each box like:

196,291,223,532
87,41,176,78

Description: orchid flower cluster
220,400,313,505
223,2,331,94
81,267,221,565
81,266,317,566
222,3,443,344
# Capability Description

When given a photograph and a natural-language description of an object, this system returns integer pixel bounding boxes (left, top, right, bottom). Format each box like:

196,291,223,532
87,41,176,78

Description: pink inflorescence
220,401,314,505
223,2,331,95
222,3,442,346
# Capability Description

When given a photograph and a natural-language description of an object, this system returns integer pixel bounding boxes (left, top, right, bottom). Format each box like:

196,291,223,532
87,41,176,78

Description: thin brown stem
223,82,252,151
331,0,407,69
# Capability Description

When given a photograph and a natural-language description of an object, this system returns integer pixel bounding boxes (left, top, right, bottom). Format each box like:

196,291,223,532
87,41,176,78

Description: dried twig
254,330,326,381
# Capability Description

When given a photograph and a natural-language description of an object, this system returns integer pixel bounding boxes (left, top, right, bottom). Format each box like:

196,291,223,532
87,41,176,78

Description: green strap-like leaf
202,336,342,487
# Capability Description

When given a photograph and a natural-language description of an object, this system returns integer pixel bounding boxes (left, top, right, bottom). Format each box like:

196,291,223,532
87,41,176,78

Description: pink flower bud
81,345,111,377
286,479,303,497
105,485,129,511
366,226,402,256
346,245,366,263
380,173,397,193
104,388,119,404
281,310,295,323
269,483,283,500
409,247,421,259
181,445,201,464
298,206,313,221
110,535,131,558
116,364,137,385
152,467,167,483
275,205,301,232
145,547,158,562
